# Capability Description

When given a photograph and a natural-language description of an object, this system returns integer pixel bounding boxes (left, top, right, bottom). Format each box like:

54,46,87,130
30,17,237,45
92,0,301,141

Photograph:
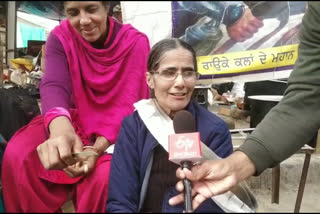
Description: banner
172,1,307,83
122,1,307,83
197,44,298,75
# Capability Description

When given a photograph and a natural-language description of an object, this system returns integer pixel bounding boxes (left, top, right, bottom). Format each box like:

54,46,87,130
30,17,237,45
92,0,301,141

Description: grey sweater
239,2,320,175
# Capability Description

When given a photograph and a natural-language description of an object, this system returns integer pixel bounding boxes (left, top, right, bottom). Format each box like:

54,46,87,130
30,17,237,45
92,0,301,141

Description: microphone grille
173,110,196,133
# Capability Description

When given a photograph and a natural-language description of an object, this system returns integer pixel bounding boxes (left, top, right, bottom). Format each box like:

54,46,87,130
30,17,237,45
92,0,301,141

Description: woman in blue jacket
107,38,235,213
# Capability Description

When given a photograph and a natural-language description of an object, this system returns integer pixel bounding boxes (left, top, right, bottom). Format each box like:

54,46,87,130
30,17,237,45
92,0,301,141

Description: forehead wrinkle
65,2,101,10
182,67,195,71
162,66,178,71
160,65,194,72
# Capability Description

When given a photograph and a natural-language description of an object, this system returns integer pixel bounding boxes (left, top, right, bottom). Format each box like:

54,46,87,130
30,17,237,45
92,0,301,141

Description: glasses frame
152,70,199,83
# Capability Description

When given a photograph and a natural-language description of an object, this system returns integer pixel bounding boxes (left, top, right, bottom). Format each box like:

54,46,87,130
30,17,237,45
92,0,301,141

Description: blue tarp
18,22,46,48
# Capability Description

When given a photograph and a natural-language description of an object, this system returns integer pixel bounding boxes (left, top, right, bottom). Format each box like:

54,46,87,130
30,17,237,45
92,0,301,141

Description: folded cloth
200,142,258,211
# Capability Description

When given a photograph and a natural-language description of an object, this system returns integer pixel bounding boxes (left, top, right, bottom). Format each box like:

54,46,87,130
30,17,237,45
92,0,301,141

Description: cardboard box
218,106,231,116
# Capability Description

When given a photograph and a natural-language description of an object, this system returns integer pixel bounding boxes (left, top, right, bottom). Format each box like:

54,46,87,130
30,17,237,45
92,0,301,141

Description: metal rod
271,165,280,204
0,41,3,88
294,153,311,213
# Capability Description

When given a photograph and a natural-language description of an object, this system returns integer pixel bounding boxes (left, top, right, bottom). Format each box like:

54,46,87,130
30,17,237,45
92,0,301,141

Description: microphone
169,110,202,213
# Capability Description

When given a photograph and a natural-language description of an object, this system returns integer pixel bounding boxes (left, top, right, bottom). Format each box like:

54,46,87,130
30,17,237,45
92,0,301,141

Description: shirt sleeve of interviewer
239,2,320,175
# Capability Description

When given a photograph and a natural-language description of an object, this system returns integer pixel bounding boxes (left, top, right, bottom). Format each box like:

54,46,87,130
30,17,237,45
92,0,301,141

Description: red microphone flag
168,132,202,165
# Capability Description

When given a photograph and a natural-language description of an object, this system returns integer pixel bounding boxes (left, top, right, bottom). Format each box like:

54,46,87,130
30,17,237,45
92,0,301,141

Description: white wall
17,11,59,37
121,1,172,47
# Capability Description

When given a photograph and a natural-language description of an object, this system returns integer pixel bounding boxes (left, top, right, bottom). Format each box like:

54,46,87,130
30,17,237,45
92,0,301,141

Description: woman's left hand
94,135,111,153
63,135,110,178
63,147,99,178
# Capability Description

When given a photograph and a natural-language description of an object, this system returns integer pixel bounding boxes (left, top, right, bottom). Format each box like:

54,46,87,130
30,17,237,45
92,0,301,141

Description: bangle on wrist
83,145,101,156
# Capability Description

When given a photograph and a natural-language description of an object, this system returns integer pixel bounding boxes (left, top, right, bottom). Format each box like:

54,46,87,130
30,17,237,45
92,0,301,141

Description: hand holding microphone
168,110,202,213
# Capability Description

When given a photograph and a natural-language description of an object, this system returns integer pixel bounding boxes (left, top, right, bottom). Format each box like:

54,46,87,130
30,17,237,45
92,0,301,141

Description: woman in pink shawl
2,1,150,213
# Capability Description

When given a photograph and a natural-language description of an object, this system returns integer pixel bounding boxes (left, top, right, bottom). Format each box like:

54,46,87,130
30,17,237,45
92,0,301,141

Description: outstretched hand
168,151,256,210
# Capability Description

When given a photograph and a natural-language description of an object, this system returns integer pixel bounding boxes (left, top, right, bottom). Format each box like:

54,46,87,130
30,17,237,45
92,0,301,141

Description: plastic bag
9,58,34,72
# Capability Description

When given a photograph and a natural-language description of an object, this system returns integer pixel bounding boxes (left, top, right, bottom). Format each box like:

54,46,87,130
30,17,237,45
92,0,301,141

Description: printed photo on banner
171,1,307,78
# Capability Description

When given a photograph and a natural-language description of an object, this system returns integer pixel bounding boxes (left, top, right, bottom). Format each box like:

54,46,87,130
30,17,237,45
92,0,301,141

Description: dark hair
147,38,197,73
63,1,110,9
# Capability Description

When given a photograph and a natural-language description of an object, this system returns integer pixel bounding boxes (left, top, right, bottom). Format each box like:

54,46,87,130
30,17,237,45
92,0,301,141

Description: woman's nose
174,72,186,87
79,11,91,25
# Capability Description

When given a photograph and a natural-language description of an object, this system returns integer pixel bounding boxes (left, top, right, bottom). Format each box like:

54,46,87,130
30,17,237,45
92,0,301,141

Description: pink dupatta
52,18,150,143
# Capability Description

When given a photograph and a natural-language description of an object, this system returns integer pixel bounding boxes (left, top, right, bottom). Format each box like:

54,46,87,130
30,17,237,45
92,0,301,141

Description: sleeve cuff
236,137,276,176
223,4,245,26
44,107,71,132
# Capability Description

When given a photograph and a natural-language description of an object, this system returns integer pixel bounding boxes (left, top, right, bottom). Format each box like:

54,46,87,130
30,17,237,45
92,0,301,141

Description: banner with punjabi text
197,44,298,75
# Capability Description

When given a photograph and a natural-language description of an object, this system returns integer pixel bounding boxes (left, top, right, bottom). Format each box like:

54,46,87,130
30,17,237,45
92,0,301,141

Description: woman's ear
146,72,154,89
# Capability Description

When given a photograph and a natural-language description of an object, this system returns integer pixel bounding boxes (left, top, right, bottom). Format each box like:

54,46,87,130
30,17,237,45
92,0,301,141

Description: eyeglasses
153,70,199,82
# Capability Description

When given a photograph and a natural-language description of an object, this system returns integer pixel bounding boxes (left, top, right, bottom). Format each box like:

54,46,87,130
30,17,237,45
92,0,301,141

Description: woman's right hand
37,116,83,170
169,151,256,209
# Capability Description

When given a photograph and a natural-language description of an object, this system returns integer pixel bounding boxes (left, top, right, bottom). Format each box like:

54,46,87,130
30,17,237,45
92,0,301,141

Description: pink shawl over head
52,18,150,143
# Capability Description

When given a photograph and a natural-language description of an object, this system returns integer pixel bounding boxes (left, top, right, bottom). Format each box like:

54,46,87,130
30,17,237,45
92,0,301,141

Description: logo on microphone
168,132,202,165
176,136,194,151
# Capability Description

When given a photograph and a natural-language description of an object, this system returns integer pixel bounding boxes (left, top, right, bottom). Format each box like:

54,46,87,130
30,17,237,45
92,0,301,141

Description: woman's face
147,48,196,117
64,1,108,43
